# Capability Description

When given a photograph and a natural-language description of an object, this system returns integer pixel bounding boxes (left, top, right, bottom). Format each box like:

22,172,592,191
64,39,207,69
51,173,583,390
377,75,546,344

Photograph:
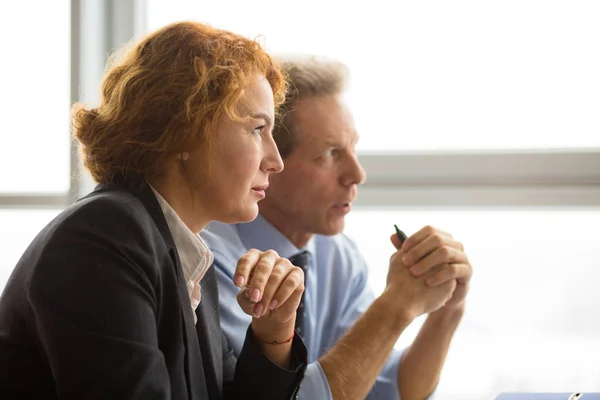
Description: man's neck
259,207,313,249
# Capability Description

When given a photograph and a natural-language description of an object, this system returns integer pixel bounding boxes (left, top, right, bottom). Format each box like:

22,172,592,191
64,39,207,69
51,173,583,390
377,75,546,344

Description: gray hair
273,55,349,158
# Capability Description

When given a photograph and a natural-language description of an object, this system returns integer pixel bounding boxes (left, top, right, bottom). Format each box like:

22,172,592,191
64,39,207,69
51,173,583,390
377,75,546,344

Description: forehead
236,74,275,119
292,95,358,146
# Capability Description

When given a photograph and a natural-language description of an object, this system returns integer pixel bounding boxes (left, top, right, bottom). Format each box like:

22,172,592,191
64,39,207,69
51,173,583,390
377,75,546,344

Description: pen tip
394,224,407,242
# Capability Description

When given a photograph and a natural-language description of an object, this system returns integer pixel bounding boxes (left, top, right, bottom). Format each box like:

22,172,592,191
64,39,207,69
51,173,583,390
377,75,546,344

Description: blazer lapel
135,183,209,399
194,264,224,398
168,248,208,399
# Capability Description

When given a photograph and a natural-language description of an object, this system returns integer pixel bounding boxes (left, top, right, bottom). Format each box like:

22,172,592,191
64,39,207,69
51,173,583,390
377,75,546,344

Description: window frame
356,150,600,208
1,0,598,211
0,0,147,210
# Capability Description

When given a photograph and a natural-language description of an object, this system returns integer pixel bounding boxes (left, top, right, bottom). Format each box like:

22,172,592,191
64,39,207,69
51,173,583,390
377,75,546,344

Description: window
0,2,70,193
147,0,600,152
0,1,144,292
0,2,70,288
346,203,600,398
146,1,600,398
1,2,596,398
346,208,600,396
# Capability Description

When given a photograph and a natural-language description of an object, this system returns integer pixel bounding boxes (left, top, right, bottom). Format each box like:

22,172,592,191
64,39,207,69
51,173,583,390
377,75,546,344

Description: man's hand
233,248,305,329
385,247,457,321
392,225,472,311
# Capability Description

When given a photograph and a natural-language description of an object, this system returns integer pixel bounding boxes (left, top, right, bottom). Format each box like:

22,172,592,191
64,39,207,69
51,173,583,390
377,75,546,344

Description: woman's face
189,74,284,224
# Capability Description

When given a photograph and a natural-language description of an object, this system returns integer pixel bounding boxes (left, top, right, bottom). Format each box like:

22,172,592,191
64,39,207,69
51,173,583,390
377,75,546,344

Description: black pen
394,224,407,242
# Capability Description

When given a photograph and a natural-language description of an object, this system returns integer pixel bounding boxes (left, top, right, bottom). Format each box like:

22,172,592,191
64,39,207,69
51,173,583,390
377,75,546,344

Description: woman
0,21,307,399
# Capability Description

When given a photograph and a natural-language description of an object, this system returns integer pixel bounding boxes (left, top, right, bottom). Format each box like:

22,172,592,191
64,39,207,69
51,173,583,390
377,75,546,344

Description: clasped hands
231,249,304,340
387,225,473,318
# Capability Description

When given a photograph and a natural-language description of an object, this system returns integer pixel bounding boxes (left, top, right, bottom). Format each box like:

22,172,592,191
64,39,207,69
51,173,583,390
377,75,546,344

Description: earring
180,152,189,161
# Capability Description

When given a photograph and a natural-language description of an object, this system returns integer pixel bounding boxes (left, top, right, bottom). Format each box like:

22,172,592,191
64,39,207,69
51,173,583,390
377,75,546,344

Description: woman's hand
233,249,304,352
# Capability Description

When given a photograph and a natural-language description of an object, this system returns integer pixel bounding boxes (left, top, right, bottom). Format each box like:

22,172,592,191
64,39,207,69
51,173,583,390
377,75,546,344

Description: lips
337,191,356,208
337,199,354,207
332,202,352,214
251,184,268,200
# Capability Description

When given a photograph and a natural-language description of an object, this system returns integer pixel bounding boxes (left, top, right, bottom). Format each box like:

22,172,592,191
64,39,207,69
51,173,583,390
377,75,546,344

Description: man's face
260,94,366,237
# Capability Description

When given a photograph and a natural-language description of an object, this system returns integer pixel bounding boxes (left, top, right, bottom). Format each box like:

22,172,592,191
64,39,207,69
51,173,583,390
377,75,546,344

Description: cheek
231,154,261,180
286,174,328,208
215,145,258,177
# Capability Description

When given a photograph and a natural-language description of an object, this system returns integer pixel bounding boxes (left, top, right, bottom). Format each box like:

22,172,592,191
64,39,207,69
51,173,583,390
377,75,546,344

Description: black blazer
0,182,307,399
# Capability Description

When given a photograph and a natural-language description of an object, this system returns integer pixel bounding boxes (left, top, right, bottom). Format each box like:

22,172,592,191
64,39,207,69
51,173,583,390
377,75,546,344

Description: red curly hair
72,21,287,183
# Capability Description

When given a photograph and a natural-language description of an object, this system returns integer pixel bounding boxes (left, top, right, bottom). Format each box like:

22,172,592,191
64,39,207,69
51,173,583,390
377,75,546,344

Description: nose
341,153,366,187
262,134,284,174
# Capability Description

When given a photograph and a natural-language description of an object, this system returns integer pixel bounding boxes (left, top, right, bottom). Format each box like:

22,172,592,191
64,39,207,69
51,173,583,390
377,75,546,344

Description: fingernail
402,255,410,265
250,288,261,303
410,267,419,276
234,275,244,287
253,303,264,318
269,299,278,310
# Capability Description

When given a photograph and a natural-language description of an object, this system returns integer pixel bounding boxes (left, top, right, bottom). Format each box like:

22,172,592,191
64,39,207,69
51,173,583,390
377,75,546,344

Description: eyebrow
251,113,273,126
323,132,360,148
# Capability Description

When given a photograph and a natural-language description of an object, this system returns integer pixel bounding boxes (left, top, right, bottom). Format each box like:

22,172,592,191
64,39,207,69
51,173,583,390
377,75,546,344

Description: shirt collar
236,213,315,259
149,185,213,284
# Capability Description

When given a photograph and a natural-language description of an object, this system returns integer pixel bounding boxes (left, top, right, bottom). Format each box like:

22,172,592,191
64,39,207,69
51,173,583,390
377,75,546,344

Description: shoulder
24,188,162,271
77,187,149,218
59,189,154,238
14,188,166,300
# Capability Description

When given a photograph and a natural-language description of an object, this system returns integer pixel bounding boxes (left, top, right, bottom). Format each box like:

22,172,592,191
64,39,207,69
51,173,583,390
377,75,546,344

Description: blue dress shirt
201,214,404,399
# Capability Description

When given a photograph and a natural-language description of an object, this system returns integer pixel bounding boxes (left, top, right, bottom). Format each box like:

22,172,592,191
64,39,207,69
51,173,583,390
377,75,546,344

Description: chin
219,205,259,224
320,220,345,236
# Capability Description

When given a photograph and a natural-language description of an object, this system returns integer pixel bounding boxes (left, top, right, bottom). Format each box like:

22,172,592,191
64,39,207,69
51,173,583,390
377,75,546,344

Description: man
201,56,473,399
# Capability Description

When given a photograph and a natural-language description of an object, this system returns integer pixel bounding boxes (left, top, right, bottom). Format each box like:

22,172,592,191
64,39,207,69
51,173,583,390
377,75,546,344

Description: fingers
244,249,279,303
403,233,466,276
234,249,306,319
425,263,472,287
401,225,454,253
252,259,303,318
263,266,304,315
390,233,402,250
409,244,468,276
233,249,262,288
256,259,290,316
237,288,256,314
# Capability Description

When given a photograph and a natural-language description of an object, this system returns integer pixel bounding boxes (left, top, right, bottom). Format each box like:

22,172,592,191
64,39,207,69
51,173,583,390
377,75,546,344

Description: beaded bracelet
259,332,294,345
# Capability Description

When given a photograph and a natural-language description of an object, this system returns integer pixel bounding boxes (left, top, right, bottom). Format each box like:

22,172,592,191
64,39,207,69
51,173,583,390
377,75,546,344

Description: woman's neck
147,176,209,234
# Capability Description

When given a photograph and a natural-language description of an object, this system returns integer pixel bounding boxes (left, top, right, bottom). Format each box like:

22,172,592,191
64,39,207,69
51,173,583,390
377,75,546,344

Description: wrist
430,302,466,323
376,289,416,331
251,319,295,344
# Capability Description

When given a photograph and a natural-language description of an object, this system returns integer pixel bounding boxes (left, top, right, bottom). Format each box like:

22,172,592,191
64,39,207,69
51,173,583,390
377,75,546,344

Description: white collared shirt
150,186,213,323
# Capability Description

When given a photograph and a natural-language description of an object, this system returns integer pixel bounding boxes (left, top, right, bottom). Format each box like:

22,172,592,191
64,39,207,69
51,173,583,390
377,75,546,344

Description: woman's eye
252,125,265,135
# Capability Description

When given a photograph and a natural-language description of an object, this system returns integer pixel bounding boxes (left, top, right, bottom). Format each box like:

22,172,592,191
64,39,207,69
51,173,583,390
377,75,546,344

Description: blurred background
1,1,599,398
